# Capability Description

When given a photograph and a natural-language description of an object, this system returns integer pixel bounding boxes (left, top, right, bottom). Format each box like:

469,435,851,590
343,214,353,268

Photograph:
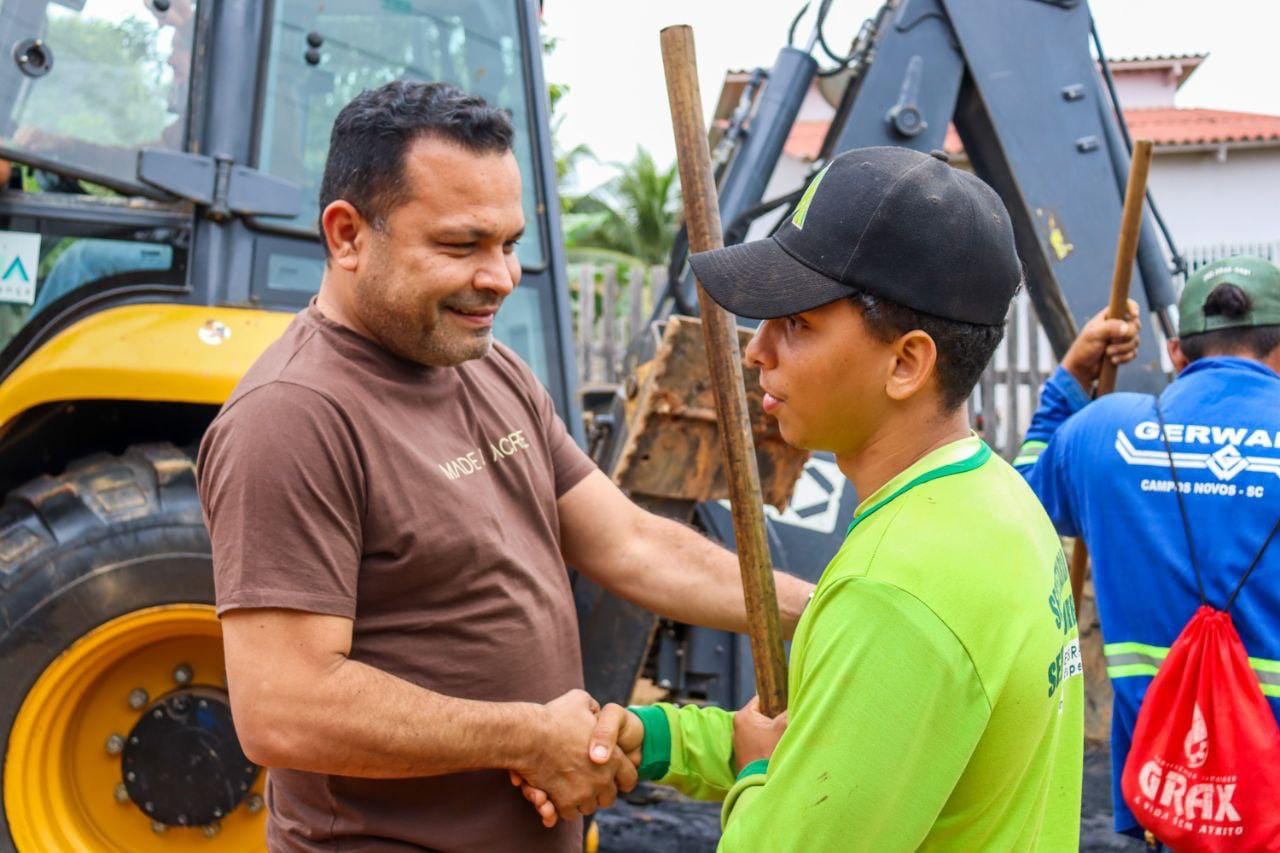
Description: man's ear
1168,338,1190,374
885,329,938,402
321,200,367,272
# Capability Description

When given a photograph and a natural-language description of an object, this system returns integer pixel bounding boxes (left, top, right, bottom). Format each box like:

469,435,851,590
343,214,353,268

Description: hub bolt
173,663,193,685
203,822,221,838
105,733,124,755
113,783,129,803
151,820,166,834
246,794,264,814
128,688,149,710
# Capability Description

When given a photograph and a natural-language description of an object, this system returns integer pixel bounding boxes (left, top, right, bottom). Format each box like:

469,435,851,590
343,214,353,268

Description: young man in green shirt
522,147,1084,848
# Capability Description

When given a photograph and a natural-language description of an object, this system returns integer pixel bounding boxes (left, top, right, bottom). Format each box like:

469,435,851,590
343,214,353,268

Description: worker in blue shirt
1015,254,1280,840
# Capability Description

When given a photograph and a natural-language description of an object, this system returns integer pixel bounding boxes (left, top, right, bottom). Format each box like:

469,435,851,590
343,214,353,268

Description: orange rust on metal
661,24,788,715
1069,138,1155,618
653,403,718,422
613,317,808,510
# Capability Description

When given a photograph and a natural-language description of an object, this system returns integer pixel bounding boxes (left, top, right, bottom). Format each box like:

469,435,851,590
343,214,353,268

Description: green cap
1178,255,1280,336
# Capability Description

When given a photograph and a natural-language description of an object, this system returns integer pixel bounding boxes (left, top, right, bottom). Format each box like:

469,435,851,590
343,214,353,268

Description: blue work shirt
1015,356,1280,835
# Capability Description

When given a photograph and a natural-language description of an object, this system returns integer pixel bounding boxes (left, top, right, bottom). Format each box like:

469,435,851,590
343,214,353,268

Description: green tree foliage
19,14,172,147
564,147,680,268
542,26,679,269
542,30,595,214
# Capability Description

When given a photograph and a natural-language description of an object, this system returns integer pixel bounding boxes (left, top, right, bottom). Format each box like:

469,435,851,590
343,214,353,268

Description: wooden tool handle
1070,139,1155,615
1096,139,1155,396
660,24,788,715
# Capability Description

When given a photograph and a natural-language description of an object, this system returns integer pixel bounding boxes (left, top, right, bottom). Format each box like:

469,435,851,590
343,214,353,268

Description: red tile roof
1125,108,1280,147
783,121,828,160
783,108,1280,161
945,123,962,155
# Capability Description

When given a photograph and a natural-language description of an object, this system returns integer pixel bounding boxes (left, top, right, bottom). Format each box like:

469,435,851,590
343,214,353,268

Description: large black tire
0,444,214,850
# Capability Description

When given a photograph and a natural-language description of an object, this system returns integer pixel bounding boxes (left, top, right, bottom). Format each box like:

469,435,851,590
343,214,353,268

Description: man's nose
474,250,517,297
744,321,776,370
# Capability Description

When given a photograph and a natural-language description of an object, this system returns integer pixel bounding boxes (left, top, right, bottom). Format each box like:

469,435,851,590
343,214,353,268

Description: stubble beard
354,269,496,368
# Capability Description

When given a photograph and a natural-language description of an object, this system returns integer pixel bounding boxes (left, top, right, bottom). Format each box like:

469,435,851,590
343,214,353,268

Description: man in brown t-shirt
198,82,812,851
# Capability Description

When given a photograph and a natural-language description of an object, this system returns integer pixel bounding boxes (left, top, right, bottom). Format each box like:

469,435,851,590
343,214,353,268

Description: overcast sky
542,0,1280,191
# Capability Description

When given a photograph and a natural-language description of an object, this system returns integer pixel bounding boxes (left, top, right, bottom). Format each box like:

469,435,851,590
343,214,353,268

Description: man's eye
786,315,804,331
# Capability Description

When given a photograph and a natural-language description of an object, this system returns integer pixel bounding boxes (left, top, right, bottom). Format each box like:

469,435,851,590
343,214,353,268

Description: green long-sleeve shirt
635,437,1083,850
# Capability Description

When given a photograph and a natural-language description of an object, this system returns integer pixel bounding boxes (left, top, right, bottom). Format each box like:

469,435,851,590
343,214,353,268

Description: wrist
506,701,553,775
629,704,672,781
1060,357,1095,393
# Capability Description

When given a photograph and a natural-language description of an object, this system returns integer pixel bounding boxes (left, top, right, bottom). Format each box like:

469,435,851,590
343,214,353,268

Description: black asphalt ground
596,741,1146,851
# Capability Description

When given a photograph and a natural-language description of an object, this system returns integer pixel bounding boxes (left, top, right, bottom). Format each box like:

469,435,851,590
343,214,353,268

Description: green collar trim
846,441,993,537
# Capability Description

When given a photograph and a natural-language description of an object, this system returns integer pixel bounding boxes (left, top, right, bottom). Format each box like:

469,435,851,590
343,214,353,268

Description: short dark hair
850,291,1005,410
318,81,514,247
1179,282,1280,361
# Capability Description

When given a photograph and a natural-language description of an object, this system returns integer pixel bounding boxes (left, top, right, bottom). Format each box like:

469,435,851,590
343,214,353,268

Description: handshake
508,689,787,828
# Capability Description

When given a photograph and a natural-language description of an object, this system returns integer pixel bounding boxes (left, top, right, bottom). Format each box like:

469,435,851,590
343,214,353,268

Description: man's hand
590,703,644,766
511,690,638,827
1060,298,1142,391
732,695,788,773
513,702,643,828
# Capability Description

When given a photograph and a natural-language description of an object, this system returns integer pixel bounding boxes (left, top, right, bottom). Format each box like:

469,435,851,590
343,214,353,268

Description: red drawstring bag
1121,400,1280,851
1121,607,1280,850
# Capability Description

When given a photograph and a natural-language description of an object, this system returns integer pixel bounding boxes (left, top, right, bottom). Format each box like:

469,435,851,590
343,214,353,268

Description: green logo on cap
791,164,831,230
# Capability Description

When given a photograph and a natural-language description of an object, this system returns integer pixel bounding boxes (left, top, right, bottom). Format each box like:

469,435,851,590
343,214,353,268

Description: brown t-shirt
197,305,596,852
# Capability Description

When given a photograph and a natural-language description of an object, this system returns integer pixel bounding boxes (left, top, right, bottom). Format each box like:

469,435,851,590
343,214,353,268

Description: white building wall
796,85,836,122
1112,70,1178,109
1148,147,1280,248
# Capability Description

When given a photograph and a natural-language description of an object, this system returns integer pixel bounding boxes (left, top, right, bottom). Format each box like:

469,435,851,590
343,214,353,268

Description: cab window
254,0,546,269
0,0,198,194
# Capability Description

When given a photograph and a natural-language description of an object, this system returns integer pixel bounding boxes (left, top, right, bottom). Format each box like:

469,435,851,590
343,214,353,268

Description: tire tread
0,443,203,591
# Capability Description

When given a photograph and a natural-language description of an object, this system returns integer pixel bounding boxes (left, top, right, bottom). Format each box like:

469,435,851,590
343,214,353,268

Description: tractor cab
0,0,571,406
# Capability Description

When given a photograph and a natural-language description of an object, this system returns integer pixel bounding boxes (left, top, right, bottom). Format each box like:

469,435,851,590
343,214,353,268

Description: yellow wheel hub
4,605,266,851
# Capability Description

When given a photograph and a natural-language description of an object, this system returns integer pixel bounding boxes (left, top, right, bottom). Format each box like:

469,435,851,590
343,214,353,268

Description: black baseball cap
689,147,1021,326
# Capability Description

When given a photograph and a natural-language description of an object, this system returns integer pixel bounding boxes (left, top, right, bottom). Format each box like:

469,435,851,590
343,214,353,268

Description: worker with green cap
1012,254,1280,841
516,146,1084,849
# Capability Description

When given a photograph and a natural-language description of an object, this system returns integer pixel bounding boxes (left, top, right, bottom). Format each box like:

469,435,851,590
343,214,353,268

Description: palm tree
543,31,597,215
564,146,681,268
554,137,594,214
